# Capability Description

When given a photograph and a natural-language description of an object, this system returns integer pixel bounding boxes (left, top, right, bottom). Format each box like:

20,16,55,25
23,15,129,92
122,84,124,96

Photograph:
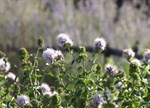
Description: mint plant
0,34,150,108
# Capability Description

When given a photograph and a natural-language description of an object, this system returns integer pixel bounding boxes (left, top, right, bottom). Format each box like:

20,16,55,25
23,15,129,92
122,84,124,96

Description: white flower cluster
42,48,63,62
0,58,10,72
38,83,51,93
16,94,30,107
104,64,119,77
130,59,141,66
143,49,150,64
93,37,106,51
5,72,19,83
38,83,58,97
57,33,73,48
123,49,135,59
89,93,104,108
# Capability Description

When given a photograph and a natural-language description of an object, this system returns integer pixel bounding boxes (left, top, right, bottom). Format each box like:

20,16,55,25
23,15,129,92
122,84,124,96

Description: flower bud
0,51,6,58
79,46,86,53
19,48,29,61
37,37,44,48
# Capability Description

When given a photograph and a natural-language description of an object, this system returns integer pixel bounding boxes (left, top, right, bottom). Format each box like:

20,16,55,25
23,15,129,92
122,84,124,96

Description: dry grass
0,0,150,52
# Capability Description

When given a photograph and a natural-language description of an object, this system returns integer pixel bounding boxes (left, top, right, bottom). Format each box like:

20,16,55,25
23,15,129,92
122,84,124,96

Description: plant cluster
0,34,150,108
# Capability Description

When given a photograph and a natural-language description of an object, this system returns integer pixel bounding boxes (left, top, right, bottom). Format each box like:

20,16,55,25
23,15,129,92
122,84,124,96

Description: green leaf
30,74,42,79
66,83,75,90
47,72,54,77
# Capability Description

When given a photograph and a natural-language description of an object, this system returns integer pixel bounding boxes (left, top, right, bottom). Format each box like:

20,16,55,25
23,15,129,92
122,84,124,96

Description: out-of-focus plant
1,0,150,50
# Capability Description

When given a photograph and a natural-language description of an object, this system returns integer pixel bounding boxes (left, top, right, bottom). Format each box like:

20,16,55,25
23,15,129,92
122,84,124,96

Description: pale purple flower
115,82,122,89
55,50,64,61
93,93,104,105
16,94,30,107
130,59,141,66
104,64,119,77
93,37,106,51
42,48,55,62
6,72,19,82
123,49,135,59
89,93,104,108
143,49,150,64
0,58,10,72
38,83,51,93
57,33,73,48
42,48,63,62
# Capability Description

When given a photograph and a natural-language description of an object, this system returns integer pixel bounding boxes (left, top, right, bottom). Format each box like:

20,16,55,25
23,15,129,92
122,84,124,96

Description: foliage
0,36,150,108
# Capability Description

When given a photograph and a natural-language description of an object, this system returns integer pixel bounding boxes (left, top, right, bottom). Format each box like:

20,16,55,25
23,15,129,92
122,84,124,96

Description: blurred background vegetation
0,0,150,52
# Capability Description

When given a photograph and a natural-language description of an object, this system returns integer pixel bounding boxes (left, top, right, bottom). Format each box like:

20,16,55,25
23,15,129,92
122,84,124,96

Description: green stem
29,48,39,98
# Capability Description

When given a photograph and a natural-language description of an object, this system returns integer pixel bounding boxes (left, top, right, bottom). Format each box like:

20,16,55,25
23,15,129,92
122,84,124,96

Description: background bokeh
0,0,150,52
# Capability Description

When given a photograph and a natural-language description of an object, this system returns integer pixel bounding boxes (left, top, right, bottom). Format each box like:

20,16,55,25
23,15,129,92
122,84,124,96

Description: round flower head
16,94,30,107
38,83,51,93
130,59,141,66
143,49,150,64
6,72,19,83
115,82,122,89
123,48,135,59
42,48,55,62
93,37,106,51
93,93,104,105
57,33,73,48
0,58,10,72
89,93,104,108
42,48,64,62
104,64,119,77
54,50,64,61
